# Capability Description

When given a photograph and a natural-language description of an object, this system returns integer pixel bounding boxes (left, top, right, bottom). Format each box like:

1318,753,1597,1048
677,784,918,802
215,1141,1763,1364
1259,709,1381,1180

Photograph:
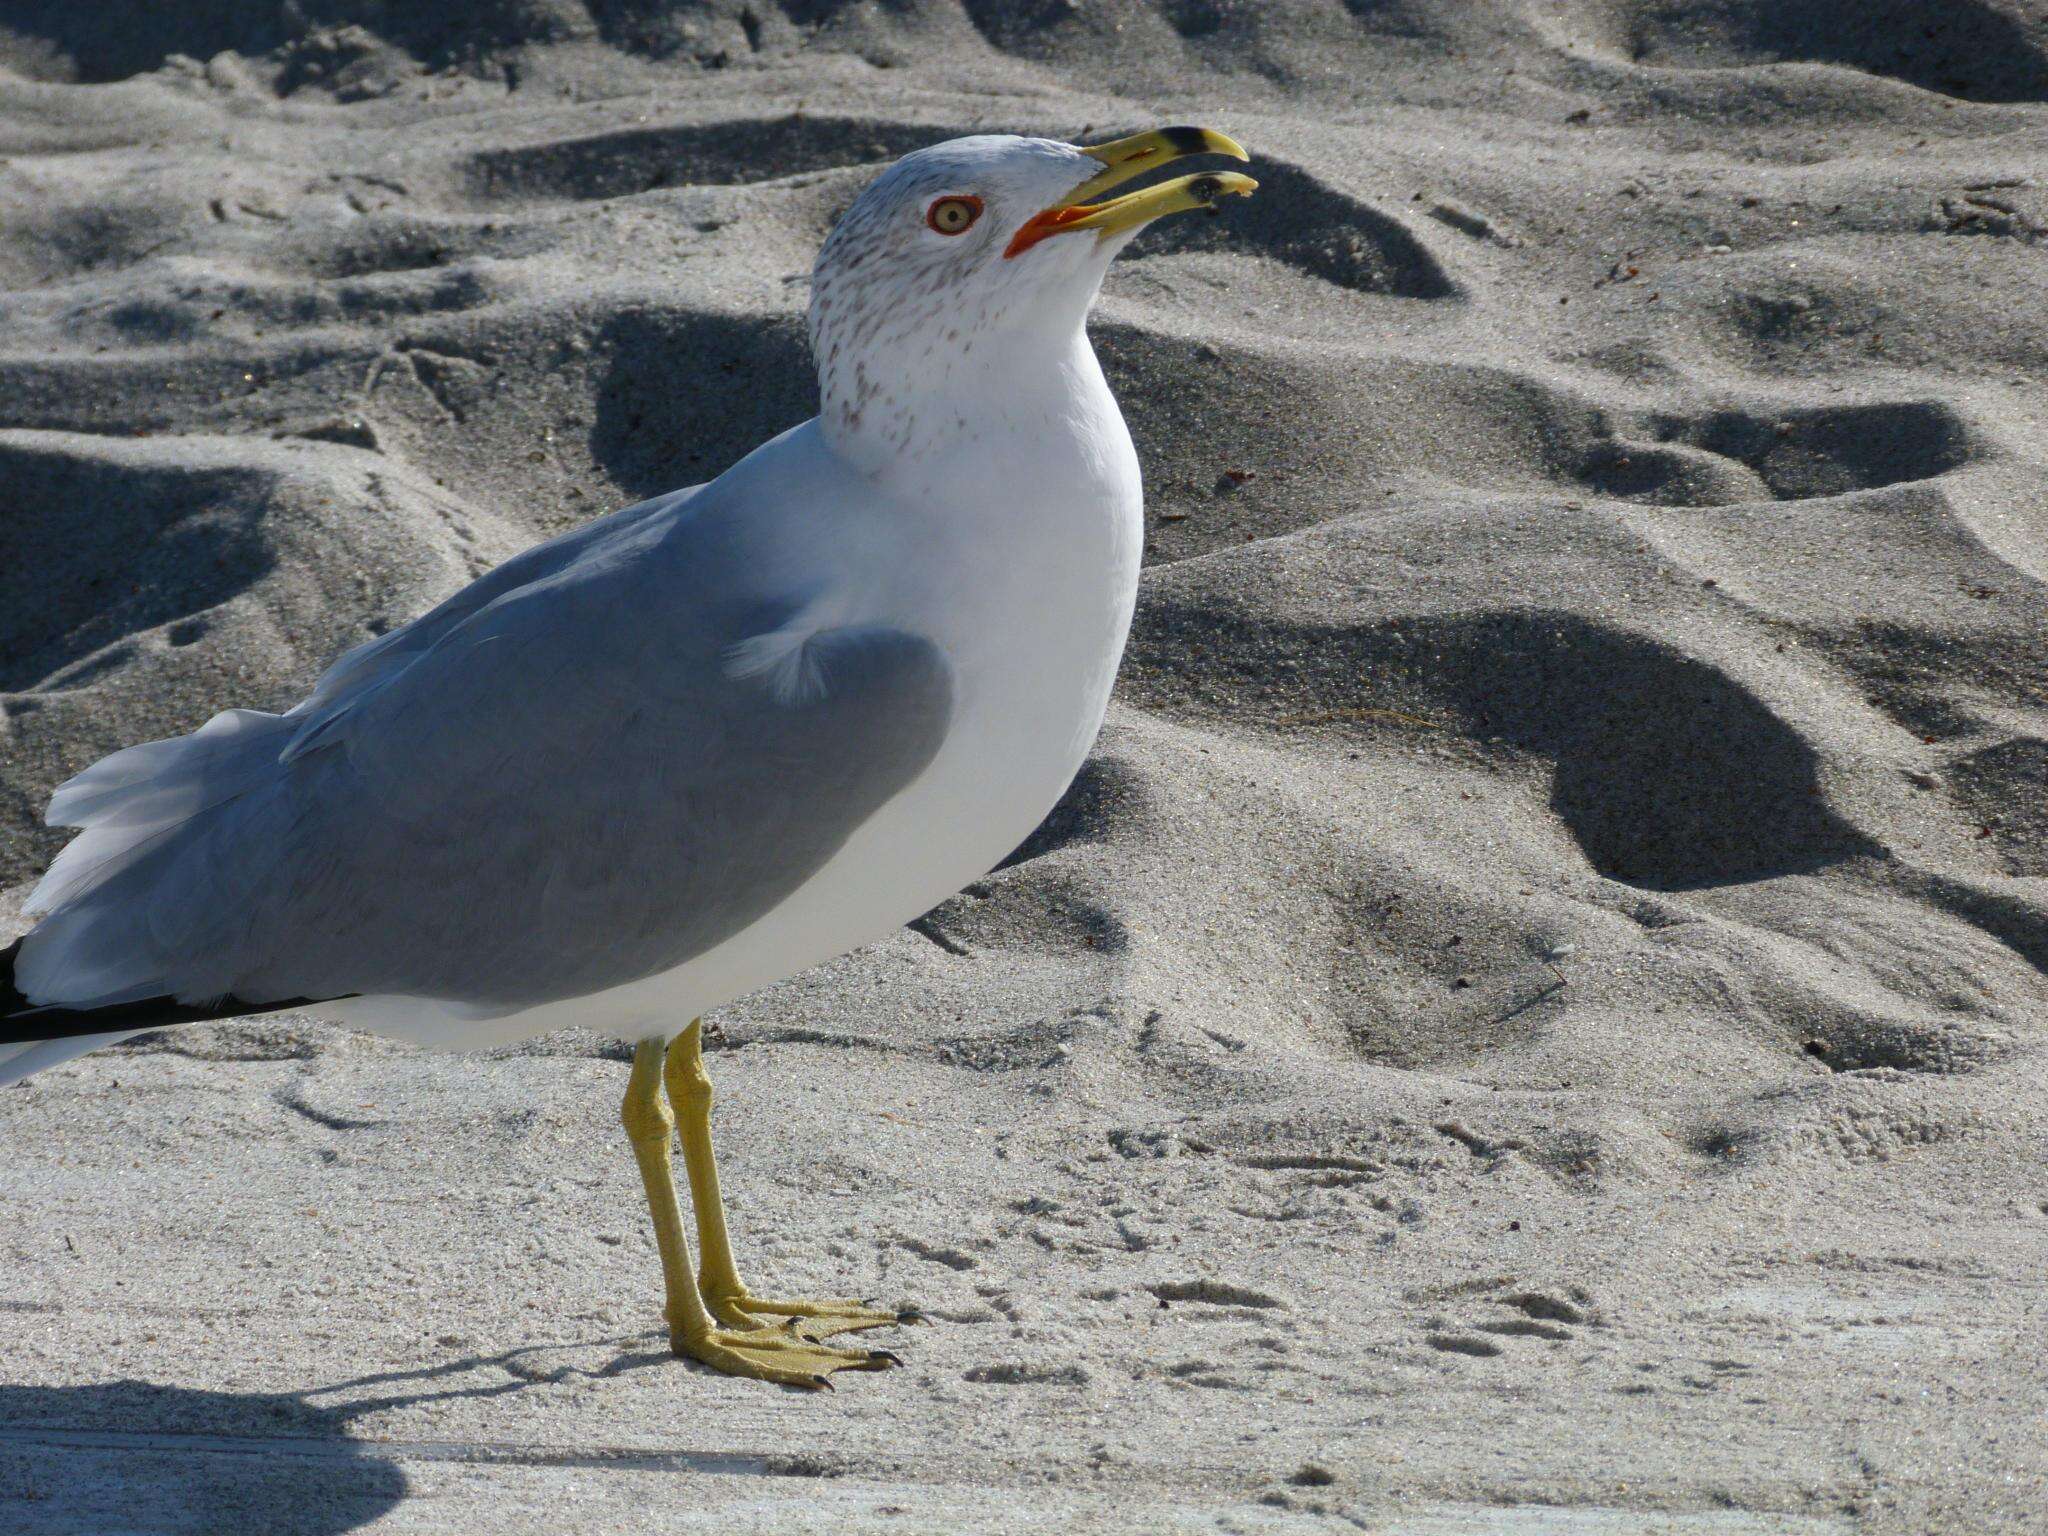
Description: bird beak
1004,127,1257,260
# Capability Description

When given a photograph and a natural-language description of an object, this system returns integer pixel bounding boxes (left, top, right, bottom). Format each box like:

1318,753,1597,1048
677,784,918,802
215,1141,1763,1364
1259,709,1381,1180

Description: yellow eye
926,195,983,235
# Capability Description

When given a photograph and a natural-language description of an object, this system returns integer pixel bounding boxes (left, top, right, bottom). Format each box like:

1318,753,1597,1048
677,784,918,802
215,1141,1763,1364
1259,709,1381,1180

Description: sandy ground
3,2,2047,1532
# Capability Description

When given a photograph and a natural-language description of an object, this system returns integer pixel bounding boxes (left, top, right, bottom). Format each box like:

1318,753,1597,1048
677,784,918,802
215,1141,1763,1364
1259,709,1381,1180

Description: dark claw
811,1375,834,1391
869,1350,903,1367
897,1308,926,1325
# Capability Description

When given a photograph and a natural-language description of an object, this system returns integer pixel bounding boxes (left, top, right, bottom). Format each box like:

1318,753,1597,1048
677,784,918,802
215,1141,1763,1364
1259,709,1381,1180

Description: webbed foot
704,1286,920,1341
675,1323,900,1389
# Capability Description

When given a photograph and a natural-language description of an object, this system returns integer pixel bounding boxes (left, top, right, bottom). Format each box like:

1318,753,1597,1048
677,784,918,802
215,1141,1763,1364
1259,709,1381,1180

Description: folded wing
16,493,953,1015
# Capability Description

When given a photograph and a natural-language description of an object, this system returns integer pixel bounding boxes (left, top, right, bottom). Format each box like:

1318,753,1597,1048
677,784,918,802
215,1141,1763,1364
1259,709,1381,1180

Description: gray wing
31,485,697,855
21,502,953,1011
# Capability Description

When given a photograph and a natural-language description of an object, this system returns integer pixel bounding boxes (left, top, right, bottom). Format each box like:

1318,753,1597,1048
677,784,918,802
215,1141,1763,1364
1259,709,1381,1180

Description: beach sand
2,3,2045,1531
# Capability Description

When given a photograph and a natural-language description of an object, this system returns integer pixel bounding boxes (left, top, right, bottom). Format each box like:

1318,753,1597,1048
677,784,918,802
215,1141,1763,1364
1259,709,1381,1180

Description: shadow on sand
0,1338,714,1534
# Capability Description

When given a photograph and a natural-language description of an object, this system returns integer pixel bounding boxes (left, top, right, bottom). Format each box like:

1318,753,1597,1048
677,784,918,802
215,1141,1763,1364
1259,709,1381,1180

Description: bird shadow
587,307,816,501
0,439,276,693
0,1336,684,1535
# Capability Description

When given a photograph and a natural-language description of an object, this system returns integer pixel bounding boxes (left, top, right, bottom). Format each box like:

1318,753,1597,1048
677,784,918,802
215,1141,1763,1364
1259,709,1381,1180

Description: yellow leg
621,1037,896,1387
665,1020,917,1340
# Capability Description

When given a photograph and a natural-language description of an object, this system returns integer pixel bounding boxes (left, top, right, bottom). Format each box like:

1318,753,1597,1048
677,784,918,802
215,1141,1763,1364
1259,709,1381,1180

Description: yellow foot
704,1286,920,1342
674,1324,901,1389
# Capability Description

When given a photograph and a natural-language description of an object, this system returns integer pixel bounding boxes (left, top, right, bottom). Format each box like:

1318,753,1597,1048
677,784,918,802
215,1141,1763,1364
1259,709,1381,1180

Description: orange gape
1005,203,1098,259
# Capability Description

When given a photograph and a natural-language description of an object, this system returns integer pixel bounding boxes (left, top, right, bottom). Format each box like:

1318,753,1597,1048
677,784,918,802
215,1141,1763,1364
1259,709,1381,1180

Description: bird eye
925,196,982,236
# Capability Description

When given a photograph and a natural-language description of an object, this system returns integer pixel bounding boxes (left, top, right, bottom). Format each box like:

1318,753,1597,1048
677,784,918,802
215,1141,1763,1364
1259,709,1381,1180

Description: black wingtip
0,935,349,1047
1,935,30,1022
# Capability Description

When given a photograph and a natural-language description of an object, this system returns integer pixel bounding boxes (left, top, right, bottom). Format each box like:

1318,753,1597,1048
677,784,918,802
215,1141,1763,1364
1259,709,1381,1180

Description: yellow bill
1006,126,1256,258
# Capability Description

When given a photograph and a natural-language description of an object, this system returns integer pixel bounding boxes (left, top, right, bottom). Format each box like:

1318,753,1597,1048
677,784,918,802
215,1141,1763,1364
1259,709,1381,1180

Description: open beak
1004,126,1257,260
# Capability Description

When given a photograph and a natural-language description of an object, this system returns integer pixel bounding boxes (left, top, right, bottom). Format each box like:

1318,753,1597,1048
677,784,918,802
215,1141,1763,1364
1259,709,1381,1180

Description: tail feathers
29,707,293,919
1,937,346,1083
0,1032,147,1089
13,703,310,1030
7,706,350,1086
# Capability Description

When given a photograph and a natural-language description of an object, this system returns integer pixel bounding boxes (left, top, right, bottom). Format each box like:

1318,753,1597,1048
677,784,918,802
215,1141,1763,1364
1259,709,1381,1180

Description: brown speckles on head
807,134,1117,475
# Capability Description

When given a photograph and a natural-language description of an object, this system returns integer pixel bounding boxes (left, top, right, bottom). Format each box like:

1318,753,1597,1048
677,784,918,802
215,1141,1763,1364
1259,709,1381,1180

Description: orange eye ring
926,195,983,235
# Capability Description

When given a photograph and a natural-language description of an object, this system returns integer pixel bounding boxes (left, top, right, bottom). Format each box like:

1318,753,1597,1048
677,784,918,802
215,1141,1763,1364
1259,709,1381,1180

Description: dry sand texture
3,3,2048,1532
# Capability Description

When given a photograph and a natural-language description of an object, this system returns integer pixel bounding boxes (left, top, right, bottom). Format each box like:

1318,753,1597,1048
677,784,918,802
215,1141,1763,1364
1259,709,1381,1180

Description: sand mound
1,4,2045,1531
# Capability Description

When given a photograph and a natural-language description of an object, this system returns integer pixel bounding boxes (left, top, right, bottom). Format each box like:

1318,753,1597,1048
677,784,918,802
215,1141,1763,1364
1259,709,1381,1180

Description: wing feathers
16,473,953,1020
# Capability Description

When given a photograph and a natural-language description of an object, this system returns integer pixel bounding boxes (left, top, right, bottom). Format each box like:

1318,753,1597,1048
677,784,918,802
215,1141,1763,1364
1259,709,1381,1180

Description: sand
2,3,2046,1532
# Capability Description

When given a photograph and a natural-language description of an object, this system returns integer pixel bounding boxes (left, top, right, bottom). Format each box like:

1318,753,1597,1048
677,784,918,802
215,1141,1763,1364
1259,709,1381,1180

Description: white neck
812,270,1108,482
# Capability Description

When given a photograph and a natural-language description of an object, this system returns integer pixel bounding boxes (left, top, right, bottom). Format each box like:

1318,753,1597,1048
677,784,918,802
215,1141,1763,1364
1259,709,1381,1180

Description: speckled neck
807,227,1107,481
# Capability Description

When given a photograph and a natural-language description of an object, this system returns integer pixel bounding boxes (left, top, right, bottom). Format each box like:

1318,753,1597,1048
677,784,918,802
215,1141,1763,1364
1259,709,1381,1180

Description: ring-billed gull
1,127,1254,1387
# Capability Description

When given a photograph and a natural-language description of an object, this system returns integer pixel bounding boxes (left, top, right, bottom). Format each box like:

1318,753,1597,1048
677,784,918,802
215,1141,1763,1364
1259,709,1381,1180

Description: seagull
0,128,1254,1387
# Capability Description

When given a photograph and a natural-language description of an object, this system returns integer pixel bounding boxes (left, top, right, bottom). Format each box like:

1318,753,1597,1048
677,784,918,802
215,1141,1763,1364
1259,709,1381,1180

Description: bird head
808,129,1254,459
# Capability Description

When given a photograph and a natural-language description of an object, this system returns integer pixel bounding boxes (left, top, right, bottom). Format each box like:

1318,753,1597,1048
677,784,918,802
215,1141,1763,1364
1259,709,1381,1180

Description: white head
808,128,1253,471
